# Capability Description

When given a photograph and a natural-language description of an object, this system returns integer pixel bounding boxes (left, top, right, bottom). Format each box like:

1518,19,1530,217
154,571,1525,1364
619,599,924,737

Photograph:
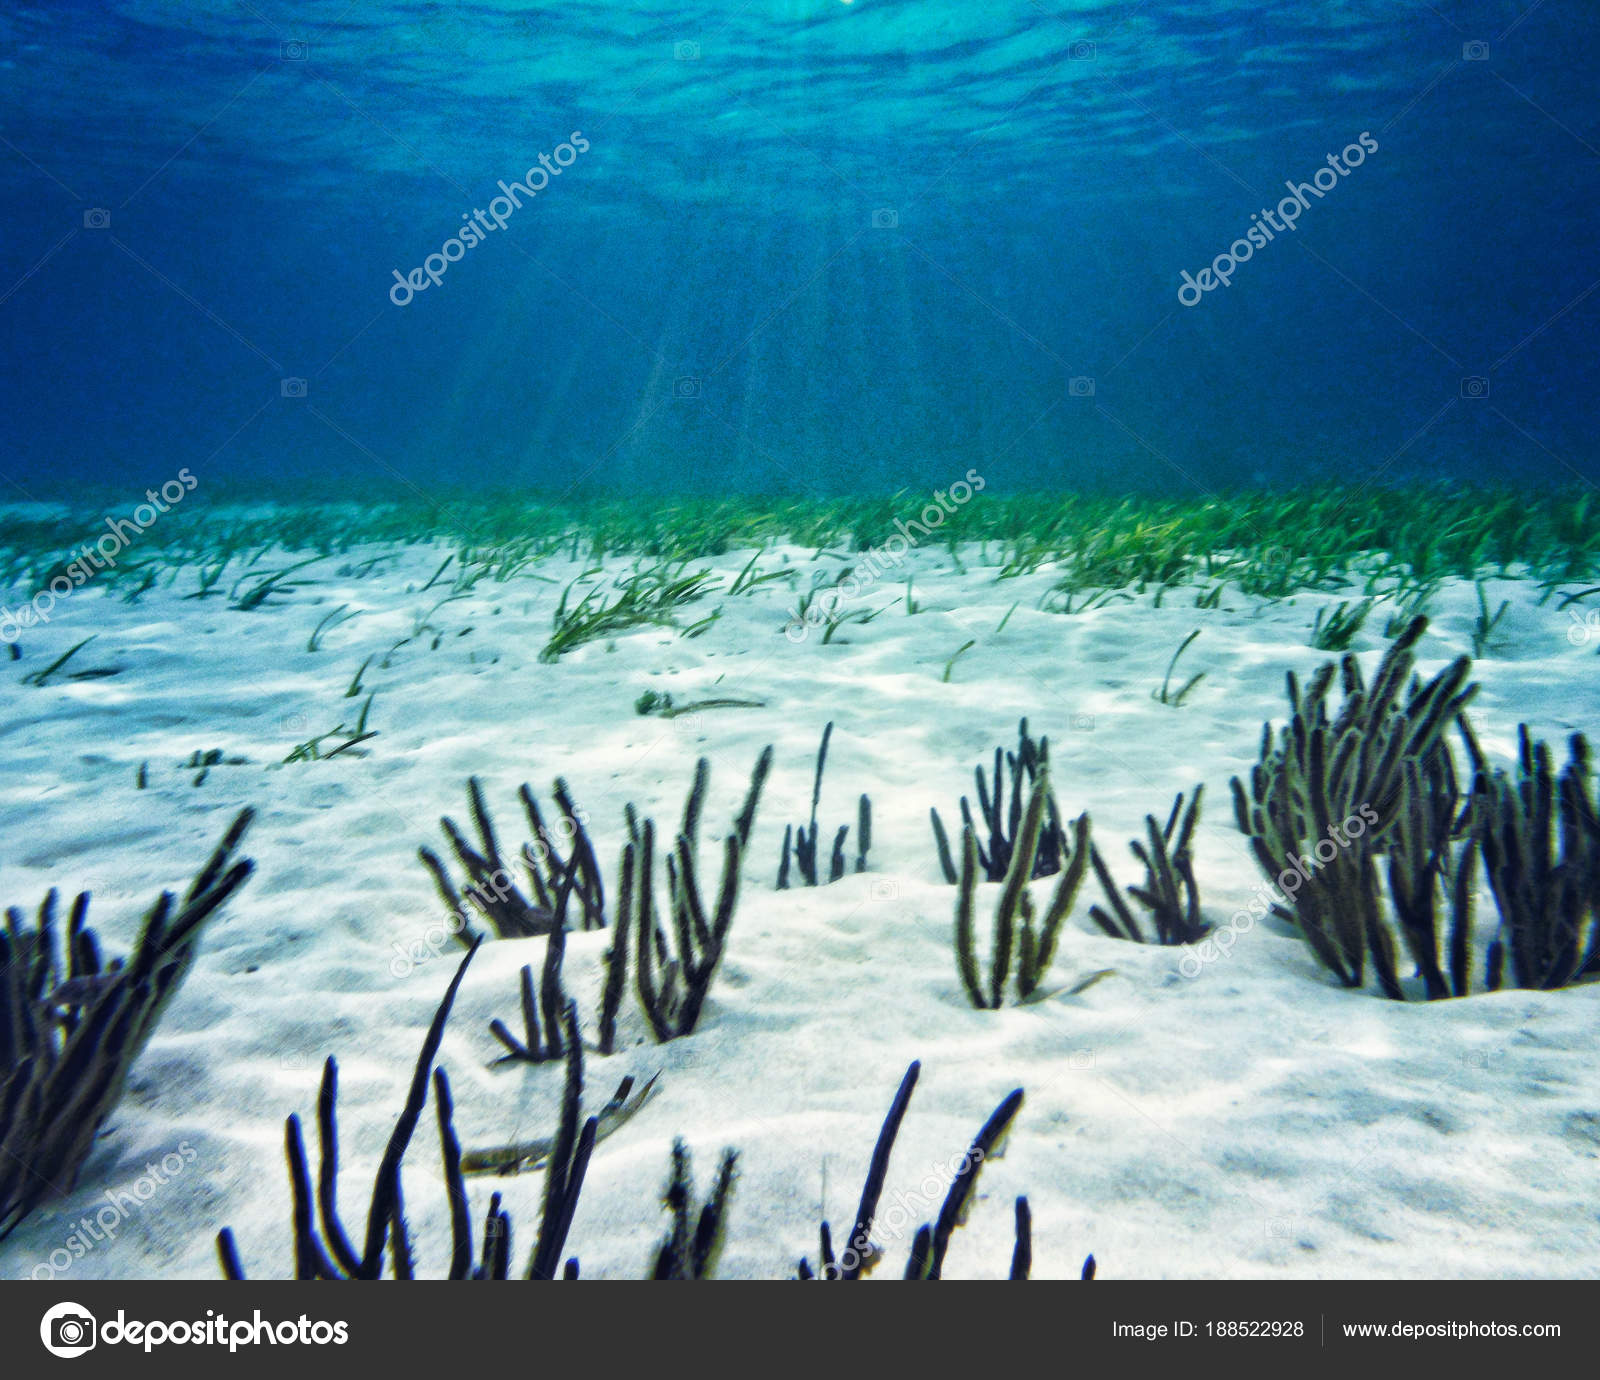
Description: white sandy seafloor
1,521,1598,1281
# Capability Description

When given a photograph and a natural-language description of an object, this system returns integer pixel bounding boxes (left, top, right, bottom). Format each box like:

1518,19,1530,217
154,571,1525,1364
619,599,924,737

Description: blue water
2,1,1596,498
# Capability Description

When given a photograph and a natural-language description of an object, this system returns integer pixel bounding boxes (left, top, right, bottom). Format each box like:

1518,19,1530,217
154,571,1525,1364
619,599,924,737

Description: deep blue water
2,1,1597,500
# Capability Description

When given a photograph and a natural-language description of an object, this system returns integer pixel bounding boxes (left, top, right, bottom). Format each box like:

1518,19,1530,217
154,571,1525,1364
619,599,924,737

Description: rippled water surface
2,2,1596,494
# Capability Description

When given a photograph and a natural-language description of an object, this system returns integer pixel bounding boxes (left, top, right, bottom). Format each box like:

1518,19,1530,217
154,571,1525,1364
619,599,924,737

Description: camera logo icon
83,208,110,229
1460,376,1489,399
673,376,701,399
871,208,898,229
869,879,899,902
1070,713,1096,731
1265,1217,1293,1238
281,377,308,398
41,1302,97,1357
1567,608,1600,647
1069,41,1097,61
281,40,309,61
674,40,700,61
1462,41,1489,61
1068,1049,1096,1070
1068,376,1095,397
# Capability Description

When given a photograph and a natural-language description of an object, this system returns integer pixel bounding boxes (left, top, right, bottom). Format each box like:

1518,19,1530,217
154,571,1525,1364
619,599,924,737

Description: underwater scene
1,1,1599,1291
